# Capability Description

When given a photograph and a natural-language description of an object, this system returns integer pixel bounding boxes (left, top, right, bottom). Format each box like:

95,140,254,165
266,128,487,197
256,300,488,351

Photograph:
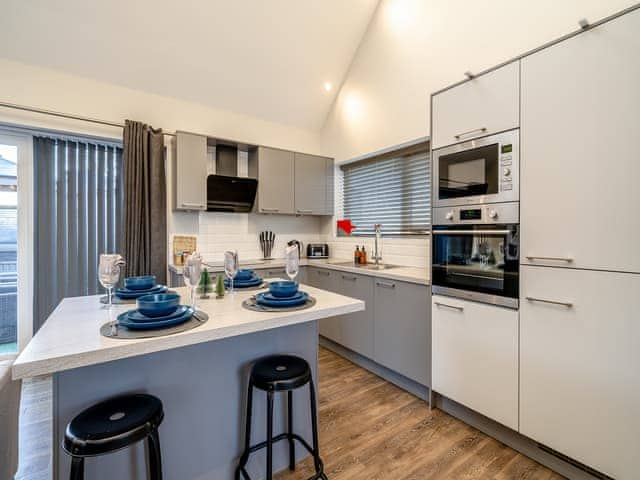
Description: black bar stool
62,393,164,480
235,355,327,480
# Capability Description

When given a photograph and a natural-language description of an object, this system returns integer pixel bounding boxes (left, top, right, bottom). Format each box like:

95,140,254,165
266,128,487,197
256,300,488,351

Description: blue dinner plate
118,307,194,330
115,285,167,299
126,305,190,323
256,291,308,307
225,277,263,288
260,291,305,302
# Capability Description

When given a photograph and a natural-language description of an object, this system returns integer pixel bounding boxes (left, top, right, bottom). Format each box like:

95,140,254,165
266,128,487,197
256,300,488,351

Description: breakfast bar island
12,283,364,480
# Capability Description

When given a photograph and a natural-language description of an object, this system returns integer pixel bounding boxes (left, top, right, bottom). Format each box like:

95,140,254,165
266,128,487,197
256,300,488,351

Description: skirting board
434,393,608,480
318,336,429,401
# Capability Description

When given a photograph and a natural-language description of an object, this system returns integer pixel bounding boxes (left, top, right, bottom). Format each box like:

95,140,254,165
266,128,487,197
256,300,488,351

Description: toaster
307,243,329,258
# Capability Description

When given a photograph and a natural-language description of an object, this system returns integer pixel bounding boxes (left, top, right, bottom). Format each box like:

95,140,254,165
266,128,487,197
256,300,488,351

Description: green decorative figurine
215,274,225,299
198,270,212,299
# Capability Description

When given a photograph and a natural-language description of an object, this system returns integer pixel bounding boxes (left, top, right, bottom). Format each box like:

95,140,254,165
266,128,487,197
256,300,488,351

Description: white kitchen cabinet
520,266,640,479
521,9,640,273
432,295,518,430
173,131,208,211
431,61,519,149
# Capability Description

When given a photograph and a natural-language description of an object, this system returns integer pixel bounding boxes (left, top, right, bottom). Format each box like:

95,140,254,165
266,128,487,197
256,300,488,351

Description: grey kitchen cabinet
248,147,295,214
173,131,208,211
335,272,374,358
294,153,334,216
373,279,430,386
260,267,287,280
306,267,341,343
431,61,519,149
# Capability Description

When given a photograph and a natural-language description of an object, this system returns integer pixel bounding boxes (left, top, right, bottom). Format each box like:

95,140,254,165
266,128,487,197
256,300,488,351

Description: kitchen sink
329,261,399,270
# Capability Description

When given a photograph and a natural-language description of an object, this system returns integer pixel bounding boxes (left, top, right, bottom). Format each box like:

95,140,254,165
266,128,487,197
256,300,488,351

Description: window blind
33,136,124,331
341,144,430,236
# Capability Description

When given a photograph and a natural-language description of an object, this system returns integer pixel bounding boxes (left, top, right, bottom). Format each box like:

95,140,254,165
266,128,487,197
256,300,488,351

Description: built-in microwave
432,129,519,208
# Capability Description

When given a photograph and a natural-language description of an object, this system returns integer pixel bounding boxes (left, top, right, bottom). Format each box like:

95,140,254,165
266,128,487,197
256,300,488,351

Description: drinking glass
183,252,202,309
98,254,125,310
285,245,300,283
224,250,238,295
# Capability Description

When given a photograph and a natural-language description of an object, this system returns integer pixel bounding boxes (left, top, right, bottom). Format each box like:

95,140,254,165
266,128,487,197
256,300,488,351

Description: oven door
432,129,519,207
431,224,519,308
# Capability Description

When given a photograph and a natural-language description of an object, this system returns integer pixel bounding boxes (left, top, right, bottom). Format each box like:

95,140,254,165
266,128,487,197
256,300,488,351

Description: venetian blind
341,143,430,236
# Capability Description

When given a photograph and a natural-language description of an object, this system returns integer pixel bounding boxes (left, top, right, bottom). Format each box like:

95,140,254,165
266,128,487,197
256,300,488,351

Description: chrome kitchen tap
373,224,382,267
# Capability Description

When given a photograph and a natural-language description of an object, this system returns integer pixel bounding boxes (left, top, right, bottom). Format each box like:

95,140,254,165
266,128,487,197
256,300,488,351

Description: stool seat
64,393,164,457
251,355,312,392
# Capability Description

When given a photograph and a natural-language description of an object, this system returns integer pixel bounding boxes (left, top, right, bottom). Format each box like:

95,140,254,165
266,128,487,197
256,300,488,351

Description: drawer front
520,266,640,479
432,295,518,430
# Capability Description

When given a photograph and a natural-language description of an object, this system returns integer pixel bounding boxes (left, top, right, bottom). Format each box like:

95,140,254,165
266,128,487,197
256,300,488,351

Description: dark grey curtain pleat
33,136,124,332
122,120,166,284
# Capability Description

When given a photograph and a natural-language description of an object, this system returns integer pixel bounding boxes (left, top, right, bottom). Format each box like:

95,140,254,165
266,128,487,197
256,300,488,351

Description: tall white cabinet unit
519,9,640,479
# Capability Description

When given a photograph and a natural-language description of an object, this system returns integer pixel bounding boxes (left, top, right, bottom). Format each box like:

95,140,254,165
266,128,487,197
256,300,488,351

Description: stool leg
287,390,295,471
236,381,254,479
309,380,322,474
266,390,274,480
69,456,84,480
147,429,163,480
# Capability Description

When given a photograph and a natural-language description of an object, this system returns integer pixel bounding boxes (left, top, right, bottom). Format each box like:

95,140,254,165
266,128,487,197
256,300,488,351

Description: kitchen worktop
12,282,364,380
169,258,430,286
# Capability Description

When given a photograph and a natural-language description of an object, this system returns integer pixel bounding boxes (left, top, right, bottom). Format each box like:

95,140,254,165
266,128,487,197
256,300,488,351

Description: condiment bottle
354,246,361,264
361,246,367,264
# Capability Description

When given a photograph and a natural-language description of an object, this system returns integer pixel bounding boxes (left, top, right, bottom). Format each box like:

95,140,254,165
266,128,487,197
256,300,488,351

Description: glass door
0,131,32,357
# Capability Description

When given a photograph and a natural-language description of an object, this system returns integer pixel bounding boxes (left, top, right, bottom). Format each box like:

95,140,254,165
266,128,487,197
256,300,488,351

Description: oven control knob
445,211,454,220
503,167,511,176
489,210,499,219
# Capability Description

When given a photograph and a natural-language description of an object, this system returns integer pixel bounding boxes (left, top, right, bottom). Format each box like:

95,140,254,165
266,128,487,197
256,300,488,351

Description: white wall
320,0,636,161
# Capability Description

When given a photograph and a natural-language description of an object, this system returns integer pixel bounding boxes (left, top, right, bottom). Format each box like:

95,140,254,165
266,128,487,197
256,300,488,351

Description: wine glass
285,245,300,283
183,252,202,310
224,250,238,295
99,254,125,310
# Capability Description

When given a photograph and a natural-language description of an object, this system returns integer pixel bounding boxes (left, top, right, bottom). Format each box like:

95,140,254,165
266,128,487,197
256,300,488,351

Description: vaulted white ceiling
0,0,379,130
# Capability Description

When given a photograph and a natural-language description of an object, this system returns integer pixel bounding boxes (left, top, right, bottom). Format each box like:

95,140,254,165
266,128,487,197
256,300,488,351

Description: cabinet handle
296,209,313,214
526,297,573,308
261,208,280,213
525,256,574,263
434,301,464,312
376,281,396,289
454,127,487,140
181,202,205,208
342,275,357,281
317,270,330,276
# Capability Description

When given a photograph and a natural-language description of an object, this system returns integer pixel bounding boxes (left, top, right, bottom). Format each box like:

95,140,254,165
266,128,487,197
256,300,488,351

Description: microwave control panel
500,144,513,191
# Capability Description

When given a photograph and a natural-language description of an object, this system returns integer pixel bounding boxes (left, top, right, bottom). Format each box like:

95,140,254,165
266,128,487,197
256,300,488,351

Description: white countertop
12,282,364,380
170,258,430,286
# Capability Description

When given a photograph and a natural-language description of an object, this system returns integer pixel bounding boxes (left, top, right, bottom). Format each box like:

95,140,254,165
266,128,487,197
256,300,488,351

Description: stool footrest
238,433,326,480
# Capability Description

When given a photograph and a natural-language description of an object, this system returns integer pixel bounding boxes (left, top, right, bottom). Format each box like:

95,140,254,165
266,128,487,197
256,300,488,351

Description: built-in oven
431,203,519,309
432,129,519,208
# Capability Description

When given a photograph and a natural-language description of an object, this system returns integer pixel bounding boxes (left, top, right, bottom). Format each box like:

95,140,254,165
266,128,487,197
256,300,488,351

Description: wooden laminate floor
16,348,564,480
276,347,565,480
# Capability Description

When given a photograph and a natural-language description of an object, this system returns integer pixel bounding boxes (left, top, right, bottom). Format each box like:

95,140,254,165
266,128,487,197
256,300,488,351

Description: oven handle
454,127,487,140
451,272,503,281
432,230,512,235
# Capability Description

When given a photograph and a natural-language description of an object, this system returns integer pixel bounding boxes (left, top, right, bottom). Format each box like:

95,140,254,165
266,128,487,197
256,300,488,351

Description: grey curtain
33,136,124,331
122,120,166,283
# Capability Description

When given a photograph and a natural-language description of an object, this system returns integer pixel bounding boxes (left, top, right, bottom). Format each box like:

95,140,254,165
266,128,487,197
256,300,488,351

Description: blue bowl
124,275,156,291
268,281,298,298
136,293,180,318
235,269,254,281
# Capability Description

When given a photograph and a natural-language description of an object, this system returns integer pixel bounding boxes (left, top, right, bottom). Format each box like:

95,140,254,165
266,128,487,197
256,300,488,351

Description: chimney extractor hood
206,174,258,213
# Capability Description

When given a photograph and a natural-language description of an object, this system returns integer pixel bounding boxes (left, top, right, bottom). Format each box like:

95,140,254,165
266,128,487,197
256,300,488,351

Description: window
341,142,430,236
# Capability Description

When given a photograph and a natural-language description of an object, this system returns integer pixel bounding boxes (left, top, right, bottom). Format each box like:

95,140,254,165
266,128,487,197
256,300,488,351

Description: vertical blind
341,144,430,236
33,136,123,331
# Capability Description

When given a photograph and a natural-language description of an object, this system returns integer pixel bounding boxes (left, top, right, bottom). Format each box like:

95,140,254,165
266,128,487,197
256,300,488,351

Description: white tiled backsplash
186,213,429,268
194,212,323,263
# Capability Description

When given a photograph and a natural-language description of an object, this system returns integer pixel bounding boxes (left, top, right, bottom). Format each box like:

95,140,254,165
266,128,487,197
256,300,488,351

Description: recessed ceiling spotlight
323,82,333,92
